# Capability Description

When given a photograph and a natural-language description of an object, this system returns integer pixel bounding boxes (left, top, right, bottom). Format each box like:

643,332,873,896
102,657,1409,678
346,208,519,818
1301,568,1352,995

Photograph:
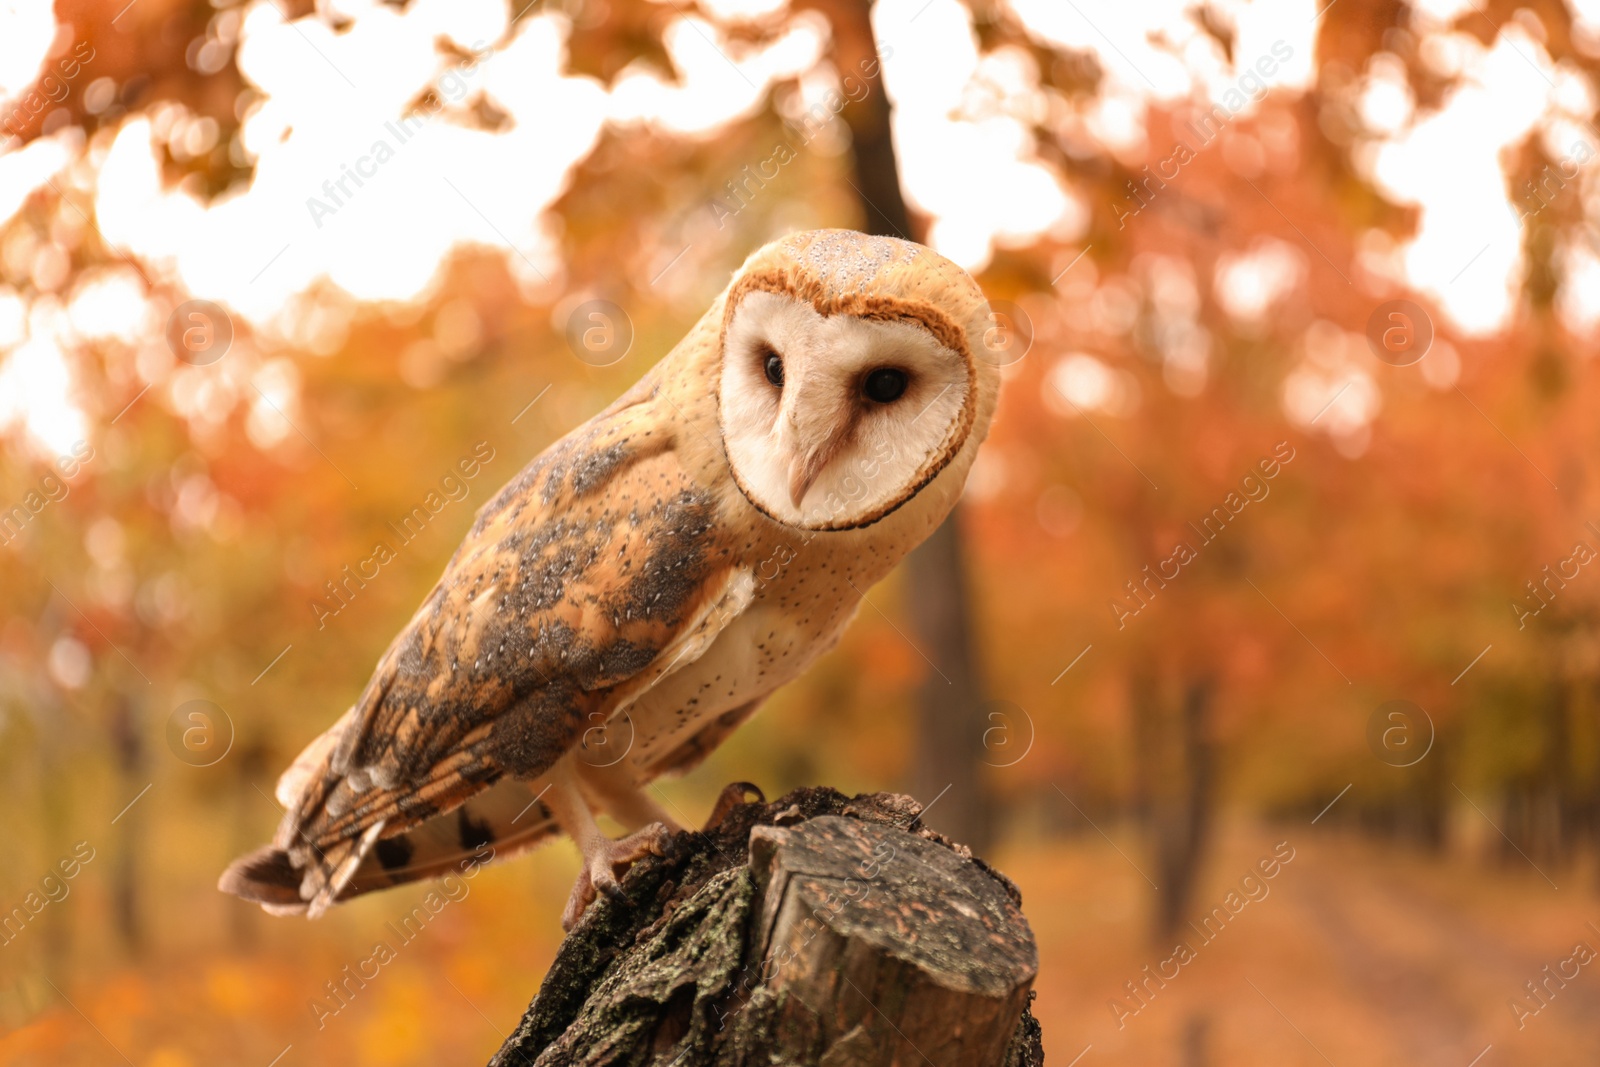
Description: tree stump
490,787,1044,1067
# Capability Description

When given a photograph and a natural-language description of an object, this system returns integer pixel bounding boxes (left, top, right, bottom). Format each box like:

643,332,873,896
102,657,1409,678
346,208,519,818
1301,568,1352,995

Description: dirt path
1287,839,1600,1066
1016,826,1600,1066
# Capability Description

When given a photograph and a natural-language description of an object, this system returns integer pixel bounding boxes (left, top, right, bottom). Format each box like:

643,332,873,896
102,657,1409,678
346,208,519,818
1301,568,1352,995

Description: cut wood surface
490,786,1044,1067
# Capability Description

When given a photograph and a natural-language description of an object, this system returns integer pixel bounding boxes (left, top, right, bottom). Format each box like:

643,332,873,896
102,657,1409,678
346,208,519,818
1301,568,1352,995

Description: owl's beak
780,412,857,508
788,448,832,508
778,369,853,509
785,418,852,507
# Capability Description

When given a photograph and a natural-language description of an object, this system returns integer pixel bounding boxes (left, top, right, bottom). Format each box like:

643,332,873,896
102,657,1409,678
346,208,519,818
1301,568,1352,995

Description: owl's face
717,287,976,530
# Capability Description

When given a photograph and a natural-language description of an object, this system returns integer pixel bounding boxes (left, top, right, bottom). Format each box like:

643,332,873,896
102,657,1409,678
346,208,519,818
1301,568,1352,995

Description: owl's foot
561,823,670,931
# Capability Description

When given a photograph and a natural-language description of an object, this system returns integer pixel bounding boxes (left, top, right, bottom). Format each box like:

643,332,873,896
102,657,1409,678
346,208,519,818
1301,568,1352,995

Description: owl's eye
863,367,908,404
762,348,784,388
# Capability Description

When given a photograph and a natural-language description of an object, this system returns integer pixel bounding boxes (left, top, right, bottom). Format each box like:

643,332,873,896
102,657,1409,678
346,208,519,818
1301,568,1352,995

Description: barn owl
221,230,1001,929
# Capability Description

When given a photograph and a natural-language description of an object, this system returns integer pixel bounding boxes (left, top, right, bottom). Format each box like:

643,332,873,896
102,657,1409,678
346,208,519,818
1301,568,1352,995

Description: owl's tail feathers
218,775,562,917
218,817,387,918
337,778,561,899
217,845,313,916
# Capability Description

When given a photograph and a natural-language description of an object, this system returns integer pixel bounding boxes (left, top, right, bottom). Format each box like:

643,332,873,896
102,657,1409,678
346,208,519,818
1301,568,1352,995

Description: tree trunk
1134,673,1214,942
491,787,1044,1067
905,520,993,851
229,740,270,951
109,693,144,951
822,0,994,852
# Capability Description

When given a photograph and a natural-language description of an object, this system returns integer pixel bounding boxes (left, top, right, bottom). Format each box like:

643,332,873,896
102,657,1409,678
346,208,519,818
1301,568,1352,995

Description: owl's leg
542,755,670,931
573,757,683,833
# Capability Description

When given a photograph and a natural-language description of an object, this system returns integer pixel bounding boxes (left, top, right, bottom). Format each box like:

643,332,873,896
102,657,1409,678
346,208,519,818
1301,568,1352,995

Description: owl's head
716,231,1000,530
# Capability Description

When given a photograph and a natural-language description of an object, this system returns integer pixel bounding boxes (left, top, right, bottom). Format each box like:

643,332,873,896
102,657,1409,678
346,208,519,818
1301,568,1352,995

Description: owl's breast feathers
221,381,758,915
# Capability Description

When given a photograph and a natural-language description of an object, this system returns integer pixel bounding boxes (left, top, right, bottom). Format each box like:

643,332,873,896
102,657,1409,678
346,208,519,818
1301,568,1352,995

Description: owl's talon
705,781,765,830
561,823,672,930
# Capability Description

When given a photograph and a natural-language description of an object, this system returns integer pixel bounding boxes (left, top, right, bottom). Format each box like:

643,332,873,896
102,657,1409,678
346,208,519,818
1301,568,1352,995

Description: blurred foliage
5,0,1600,1062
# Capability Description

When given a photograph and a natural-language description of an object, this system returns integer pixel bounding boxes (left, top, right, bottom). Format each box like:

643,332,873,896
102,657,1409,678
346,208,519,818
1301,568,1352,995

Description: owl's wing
221,395,749,915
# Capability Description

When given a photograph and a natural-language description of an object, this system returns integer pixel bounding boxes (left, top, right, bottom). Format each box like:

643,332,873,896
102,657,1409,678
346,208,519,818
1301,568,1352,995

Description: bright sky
0,1,55,104
0,0,1597,458
1365,21,1590,334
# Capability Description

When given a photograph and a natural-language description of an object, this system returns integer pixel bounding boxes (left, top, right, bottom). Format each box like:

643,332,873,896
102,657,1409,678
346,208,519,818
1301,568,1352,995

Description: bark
490,787,1043,1067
